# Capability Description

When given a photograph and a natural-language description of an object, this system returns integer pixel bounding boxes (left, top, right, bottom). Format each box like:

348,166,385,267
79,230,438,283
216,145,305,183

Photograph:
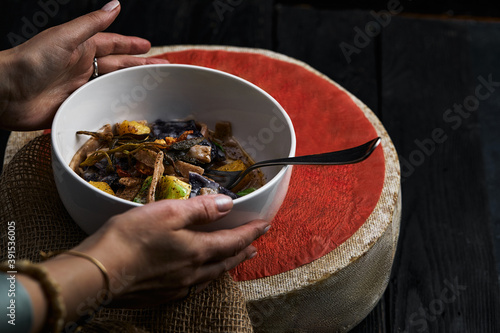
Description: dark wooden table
2,1,500,332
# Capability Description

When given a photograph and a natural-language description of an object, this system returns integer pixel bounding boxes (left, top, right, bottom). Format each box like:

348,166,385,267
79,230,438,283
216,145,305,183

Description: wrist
71,221,140,298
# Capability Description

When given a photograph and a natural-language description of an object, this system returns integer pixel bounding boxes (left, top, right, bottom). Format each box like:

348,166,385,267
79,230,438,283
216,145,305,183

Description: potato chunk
116,120,151,135
89,181,115,195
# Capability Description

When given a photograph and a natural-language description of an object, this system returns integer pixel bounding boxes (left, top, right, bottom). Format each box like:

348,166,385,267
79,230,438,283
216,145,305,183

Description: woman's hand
21,194,269,331
0,0,168,131
73,194,270,307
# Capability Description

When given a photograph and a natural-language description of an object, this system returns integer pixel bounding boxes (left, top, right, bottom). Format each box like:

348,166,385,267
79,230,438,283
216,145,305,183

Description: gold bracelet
1,260,66,333
40,250,112,329
40,250,111,295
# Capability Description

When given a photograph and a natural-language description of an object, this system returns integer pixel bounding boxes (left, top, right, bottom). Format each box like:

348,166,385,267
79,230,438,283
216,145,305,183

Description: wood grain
382,16,500,332
275,6,380,115
468,21,500,284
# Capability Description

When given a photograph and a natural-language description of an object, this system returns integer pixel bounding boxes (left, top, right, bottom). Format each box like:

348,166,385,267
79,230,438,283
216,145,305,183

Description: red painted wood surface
154,50,385,281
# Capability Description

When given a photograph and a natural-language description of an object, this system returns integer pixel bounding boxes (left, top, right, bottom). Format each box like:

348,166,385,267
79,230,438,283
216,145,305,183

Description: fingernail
215,195,233,212
249,251,257,259
102,0,120,12
263,225,271,234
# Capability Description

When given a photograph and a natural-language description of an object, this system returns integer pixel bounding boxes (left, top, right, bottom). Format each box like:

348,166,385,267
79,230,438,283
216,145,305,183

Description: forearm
0,48,16,122
18,227,135,333
17,255,108,333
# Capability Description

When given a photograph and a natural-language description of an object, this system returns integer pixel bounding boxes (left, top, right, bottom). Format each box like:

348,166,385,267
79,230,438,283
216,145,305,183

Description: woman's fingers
57,0,121,51
96,54,169,74
180,244,256,294
92,33,152,57
192,281,212,295
101,196,270,305
205,244,257,275
195,219,269,262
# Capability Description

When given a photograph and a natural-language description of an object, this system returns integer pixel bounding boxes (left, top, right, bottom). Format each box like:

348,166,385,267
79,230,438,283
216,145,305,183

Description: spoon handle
248,137,381,171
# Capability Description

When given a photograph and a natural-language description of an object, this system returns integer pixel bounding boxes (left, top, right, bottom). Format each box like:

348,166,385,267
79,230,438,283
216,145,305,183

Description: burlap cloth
0,134,254,333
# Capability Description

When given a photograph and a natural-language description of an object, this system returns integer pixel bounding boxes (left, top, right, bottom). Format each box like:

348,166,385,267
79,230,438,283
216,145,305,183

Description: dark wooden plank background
2,1,500,332
381,16,500,332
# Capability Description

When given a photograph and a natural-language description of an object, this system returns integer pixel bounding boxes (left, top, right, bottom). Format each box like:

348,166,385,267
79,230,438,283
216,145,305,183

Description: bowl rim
52,64,296,206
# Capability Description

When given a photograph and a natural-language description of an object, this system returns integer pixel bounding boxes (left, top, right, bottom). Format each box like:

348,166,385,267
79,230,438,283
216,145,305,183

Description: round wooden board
145,46,401,332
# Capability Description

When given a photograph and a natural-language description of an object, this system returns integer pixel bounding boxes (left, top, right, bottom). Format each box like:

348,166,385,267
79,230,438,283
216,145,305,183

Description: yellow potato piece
216,159,246,172
154,139,166,145
216,159,253,192
89,181,115,196
116,120,151,135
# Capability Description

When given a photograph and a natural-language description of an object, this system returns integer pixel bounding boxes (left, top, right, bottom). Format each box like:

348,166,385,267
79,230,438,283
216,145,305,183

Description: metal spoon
204,137,381,189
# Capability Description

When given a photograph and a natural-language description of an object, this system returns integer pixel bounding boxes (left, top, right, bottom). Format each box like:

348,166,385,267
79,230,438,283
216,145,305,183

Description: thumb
186,195,234,227
60,0,121,50
144,195,234,229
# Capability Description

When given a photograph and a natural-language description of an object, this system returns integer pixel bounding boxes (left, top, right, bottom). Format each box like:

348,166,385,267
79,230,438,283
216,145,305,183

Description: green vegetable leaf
133,176,153,204
213,141,225,152
236,188,256,197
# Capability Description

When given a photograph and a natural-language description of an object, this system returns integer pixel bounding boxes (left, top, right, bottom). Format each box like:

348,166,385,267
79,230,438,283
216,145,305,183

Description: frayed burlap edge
3,130,43,169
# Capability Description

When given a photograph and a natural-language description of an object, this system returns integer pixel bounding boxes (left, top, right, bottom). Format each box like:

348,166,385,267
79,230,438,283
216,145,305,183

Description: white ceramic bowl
51,64,296,234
